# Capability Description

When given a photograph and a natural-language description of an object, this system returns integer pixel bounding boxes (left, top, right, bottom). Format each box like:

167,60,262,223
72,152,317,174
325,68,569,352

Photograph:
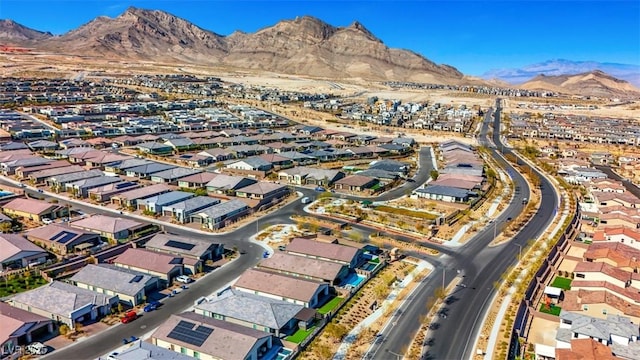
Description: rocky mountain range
520,70,640,98
1,7,638,98
483,59,640,88
0,7,462,83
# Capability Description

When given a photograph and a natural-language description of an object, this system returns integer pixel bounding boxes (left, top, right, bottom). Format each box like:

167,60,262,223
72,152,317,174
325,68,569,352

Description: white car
301,197,312,204
25,342,47,355
175,275,193,284
41,218,53,225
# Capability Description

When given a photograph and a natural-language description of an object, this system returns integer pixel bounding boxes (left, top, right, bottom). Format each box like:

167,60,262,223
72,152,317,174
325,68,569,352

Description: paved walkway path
333,260,433,360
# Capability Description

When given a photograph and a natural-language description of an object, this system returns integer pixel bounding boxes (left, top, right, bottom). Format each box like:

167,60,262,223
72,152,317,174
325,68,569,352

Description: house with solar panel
144,233,224,274
151,312,284,360
25,224,101,255
137,191,195,215
70,264,158,306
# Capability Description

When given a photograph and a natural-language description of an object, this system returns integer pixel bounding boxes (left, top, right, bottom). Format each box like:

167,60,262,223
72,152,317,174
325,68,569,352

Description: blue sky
1,0,638,75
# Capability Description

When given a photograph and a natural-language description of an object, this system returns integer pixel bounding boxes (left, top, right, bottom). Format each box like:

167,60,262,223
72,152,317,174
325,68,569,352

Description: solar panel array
165,240,196,251
51,231,77,244
167,320,213,347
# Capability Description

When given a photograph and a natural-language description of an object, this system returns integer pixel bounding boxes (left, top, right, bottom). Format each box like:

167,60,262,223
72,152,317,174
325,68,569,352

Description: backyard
539,303,562,316
550,276,572,290
0,273,48,297
286,325,318,344
318,296,344,315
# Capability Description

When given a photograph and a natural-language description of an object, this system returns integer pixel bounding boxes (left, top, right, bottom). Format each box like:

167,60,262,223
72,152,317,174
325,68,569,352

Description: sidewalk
333,260,433,360
478,186,569,358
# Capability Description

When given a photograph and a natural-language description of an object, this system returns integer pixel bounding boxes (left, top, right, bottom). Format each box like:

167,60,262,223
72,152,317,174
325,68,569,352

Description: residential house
333,175,379,192
235,182,290,205
125,163,177,179
197,148,235,162
176,172,218,189
277,167,345,186
0,302,53,358
557,311,639,348
257,252,348,285
87,181,141,203
8,281,117,328
65,176,122,198
70,215,148,241
150,168,203,185
137,191,194,214
225,157,274,172
28,165,85,184
110,183,172,208
105,341,194,360
205,175,257,195
103,158,154,175
114,248,183,283
2,157,54,176
161,196,221,224
2,198,67,222
151,312,283,360
164,138,196,152
70,264,158,306
14,160,69,180
285,237,363,269
137,142,173,156
144,233,224,274
194,288,305,337
369,159,409,175
234,269,330,308
258,153,293,168
46,169,105,191
0,234,48,272
25,224,100,255
190,199,250,230
414,185,476,203
592,226,640,251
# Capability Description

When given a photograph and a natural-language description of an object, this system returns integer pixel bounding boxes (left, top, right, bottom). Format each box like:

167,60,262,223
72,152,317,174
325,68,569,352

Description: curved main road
366,99,559,360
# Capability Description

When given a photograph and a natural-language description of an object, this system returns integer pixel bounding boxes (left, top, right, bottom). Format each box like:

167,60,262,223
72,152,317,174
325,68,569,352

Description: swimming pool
275,348,292,360
341,273,366,288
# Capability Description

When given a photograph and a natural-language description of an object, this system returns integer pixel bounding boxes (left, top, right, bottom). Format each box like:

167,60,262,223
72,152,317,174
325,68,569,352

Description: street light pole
514,244,522,261
442,268,445,289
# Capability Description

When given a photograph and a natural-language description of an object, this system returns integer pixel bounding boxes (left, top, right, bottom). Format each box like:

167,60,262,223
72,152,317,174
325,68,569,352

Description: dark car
314,186,326,192
143,301,161,312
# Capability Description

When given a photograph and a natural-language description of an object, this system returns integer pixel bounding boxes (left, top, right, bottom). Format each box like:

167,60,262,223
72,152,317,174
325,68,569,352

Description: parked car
175,275,192,284
143,300,161,312
301,197,312,204
120,310,138,324
41,218,53,225
314,186,326,192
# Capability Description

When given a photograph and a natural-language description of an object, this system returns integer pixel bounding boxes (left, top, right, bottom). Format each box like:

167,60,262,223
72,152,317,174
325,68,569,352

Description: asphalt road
366,99,559,360
0,142,434,360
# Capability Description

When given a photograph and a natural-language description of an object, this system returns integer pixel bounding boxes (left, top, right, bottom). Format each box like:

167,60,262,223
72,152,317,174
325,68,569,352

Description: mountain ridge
520,70,640,98
1,8,638,99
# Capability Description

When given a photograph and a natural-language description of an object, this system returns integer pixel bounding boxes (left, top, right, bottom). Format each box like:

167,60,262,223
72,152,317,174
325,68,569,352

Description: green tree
430,169,439,180
0,222,12,233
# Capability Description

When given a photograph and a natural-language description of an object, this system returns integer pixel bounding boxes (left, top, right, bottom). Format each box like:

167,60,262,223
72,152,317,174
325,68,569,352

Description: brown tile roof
334,174,376,187
0,234,46,262
233,268,325,303
571,280,640,302
258,252,344,281
562,289,640,318
111,183,170,201
70,215,143,235
2,197,59,215
574,261,638,282
176,172,217,185
115,248,182,274
286,237,359,263
555,338,620,360
584,242,640,268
